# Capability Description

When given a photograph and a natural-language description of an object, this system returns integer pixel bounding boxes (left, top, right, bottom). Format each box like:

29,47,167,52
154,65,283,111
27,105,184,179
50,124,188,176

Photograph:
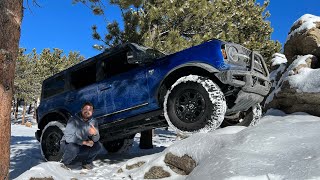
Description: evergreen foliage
14,48,84,104
76,0,281,63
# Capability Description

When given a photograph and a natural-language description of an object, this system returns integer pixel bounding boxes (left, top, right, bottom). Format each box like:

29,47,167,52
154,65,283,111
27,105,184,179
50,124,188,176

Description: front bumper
216,70,271,114
216,70,271,96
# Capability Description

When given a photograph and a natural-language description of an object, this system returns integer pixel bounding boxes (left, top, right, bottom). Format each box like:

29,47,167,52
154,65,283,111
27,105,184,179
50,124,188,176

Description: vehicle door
104,51,150,120
65,61,112,118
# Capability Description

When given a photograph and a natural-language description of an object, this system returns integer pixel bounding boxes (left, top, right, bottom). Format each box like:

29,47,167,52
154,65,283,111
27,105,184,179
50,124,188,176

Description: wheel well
157,66,224,106
39,111,69,132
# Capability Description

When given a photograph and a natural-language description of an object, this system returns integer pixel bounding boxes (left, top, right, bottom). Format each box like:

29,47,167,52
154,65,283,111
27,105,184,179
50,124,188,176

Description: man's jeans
61,141,101,165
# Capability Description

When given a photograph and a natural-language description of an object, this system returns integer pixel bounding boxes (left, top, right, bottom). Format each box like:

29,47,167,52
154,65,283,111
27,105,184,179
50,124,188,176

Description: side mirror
127,50,153,64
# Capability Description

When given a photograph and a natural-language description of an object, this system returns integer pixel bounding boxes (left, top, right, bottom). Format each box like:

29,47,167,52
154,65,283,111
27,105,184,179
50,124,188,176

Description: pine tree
76,0,280,62
14,48,84,123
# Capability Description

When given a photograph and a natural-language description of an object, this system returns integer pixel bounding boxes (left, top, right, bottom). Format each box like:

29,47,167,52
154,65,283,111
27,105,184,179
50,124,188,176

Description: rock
267,90,320,116
270,53,287,71
117,168,123,173
265,55,320,116
144,166,171,179
29,177,54,180
25,121,32,128
284,14,320,64
126,161,145,170
291,56,318,75
164,152,196,175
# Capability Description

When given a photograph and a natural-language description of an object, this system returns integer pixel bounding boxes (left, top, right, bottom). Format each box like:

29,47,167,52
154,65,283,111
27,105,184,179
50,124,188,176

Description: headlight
227,46,239,62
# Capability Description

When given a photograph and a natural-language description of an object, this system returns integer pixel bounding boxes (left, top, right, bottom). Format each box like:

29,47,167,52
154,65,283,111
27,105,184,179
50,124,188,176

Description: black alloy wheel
175,89,206,123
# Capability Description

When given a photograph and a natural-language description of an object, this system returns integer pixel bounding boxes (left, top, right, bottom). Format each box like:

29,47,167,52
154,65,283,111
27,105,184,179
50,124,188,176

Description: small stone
125,161,145,170
164,152,196,175
144,166,171,179
117,168,124,173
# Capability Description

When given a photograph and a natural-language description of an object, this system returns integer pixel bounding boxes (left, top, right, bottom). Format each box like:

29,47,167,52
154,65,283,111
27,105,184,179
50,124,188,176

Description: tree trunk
14,98,19,121
27,103,32,114
0,0,23,179
21,104,26,125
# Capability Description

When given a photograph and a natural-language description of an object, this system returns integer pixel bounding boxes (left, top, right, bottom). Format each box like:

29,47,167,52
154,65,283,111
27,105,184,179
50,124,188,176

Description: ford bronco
36,39,270,161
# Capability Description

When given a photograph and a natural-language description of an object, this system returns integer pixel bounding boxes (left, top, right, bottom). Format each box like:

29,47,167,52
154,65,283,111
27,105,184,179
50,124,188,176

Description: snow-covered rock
265,55,320,116
266,14,320,116
271,53,287,68
284,14,320,63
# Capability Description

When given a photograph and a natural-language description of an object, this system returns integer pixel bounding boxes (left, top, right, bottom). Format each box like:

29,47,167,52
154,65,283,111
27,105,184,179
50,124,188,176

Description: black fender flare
38,109,71,130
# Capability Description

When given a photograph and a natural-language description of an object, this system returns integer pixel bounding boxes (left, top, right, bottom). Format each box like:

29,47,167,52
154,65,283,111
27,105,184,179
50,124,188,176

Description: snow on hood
286,14,320,42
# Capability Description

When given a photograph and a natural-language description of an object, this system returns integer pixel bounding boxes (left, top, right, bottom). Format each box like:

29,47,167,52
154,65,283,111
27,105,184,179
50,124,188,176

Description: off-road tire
103,137,134,154
40,121,65,161
164,75,227,135
222,104,262,127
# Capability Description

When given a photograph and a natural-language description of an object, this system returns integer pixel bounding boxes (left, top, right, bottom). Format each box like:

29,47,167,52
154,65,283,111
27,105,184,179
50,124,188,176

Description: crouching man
61,102,101,170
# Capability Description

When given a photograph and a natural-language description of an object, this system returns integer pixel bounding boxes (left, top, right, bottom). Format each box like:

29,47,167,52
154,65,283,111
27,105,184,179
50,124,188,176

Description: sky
20,0,320,59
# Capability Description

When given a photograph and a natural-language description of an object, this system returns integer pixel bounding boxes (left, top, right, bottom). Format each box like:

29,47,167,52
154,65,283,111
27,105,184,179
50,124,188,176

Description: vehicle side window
43,75,65,99
70,63,97,89
103,51,139,77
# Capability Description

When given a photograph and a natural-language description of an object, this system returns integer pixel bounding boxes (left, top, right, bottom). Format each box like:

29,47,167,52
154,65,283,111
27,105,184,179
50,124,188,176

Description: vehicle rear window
70,63,97,89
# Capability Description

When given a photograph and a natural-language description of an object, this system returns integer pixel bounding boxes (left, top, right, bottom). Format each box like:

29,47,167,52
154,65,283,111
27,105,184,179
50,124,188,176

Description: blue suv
36,39,270,161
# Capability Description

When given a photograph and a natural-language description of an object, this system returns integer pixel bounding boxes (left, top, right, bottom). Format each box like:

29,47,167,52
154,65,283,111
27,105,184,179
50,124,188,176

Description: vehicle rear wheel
222,104,262,127
164,75,227,135
40,121,65,161
103,137,134,154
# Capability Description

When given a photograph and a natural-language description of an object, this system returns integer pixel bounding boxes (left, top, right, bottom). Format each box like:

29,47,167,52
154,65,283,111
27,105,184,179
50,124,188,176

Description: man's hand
83,140,94,147
88,124,97,136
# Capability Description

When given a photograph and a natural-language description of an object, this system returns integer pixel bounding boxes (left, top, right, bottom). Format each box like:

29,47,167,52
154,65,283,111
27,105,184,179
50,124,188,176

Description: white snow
12,109,320,180
271,53,287,67
286,14,320,42
286,55,320,93
287,68,320,93
265,54,320,104
10,125,44,179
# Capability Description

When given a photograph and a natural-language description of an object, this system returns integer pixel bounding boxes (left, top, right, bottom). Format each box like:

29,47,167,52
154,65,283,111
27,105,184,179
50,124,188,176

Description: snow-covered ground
10,123,178,179
11,109,320,180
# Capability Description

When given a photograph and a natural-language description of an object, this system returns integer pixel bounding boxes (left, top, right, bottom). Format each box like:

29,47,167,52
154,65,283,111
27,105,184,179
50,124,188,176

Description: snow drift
15,110,320,180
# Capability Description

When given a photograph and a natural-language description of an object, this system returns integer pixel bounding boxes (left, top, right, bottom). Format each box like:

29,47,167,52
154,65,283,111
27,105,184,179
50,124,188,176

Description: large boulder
284,14,320,63
265,55,320,116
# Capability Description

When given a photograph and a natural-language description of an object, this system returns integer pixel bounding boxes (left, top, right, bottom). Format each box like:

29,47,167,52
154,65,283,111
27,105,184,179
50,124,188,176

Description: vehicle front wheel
103,137,134,154
40,121,65,161
164,75,227,135
222,104,262,127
